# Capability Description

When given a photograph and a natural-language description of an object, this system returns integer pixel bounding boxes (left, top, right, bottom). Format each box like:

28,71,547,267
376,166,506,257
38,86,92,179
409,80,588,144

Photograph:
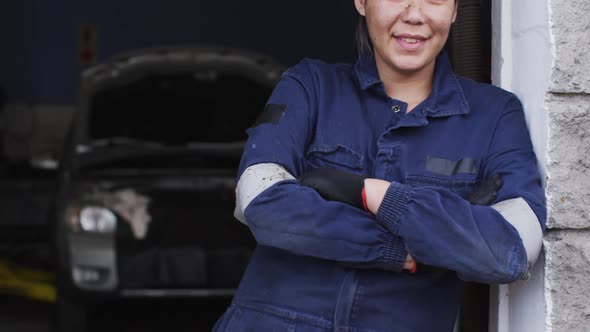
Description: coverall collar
354,51,470,117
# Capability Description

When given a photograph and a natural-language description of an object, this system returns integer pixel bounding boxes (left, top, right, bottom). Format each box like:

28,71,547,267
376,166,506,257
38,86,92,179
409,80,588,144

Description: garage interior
0,1,493,331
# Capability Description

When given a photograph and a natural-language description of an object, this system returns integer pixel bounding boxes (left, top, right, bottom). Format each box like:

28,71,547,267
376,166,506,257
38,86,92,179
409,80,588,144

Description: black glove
468,174,503,205
298,167,367,209
300,167,503,208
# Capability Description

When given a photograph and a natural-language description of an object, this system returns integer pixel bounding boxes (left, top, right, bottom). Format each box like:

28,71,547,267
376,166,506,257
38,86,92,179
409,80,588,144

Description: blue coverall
214,51,546,332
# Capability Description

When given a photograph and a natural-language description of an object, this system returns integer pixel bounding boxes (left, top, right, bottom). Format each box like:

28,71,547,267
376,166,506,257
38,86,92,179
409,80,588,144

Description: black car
53,46,284,331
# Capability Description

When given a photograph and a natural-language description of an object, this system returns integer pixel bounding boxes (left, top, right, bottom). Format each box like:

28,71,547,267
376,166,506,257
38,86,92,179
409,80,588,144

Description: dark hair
355,16,373,56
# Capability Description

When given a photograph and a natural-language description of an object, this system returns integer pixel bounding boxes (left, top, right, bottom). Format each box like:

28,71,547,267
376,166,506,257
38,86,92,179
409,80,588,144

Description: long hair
355,16,373,56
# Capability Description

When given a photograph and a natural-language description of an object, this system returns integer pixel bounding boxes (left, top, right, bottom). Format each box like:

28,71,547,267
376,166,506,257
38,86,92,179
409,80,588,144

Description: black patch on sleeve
250,104,287,128
426,156,477,176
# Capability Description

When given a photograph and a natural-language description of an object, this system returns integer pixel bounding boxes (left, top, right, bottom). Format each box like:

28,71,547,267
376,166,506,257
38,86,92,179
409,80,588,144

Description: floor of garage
0,295,230,332
0,296,52,332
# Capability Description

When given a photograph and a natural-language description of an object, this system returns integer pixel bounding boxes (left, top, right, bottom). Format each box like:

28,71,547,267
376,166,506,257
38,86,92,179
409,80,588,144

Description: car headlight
75,206,117,233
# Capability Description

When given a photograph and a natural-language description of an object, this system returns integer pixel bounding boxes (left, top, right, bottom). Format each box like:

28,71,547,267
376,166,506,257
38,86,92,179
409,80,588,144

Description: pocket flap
425,156,477,176
305,145,364,170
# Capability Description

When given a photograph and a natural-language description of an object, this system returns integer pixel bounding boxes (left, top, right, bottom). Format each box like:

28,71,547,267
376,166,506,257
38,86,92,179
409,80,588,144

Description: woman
215,0,545,331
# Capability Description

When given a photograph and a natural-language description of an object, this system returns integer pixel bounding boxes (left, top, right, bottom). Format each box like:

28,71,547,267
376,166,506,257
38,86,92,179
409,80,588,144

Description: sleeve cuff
376,181,412,234
378,234,408,272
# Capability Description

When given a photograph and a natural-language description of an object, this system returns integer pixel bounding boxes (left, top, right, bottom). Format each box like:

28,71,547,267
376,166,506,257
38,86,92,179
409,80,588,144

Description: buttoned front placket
371,83,430,183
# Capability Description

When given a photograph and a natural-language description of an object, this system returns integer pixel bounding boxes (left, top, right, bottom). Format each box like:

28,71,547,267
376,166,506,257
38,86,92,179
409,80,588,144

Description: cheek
434,18,452,35
366,5,404,36
423,7,456,32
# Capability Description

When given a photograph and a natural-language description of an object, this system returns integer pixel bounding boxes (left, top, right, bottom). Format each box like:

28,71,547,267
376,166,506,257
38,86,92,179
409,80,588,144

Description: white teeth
400,37,419,43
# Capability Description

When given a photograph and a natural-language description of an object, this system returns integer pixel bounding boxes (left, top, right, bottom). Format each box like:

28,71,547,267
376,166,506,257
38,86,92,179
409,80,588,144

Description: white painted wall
490,0,552,331
509,0,552,186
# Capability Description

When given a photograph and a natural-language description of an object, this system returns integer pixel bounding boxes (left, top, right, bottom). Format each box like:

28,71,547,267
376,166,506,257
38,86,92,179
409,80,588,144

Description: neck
375,59,435,112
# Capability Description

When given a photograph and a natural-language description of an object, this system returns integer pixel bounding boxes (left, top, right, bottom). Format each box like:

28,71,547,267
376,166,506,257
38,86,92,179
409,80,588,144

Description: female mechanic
214,0,545,331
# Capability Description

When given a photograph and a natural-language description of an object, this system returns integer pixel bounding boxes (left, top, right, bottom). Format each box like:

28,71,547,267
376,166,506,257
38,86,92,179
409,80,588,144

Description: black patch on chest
426,156,477,176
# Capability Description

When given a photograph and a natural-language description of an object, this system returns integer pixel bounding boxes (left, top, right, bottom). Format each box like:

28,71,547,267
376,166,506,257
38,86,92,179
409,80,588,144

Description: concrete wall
544,1,590,331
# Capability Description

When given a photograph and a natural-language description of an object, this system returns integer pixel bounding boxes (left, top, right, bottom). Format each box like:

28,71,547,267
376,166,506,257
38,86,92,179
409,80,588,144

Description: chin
390,58,429,74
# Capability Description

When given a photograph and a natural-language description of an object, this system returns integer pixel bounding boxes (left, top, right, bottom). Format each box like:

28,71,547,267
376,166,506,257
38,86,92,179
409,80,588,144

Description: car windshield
88,71,273,145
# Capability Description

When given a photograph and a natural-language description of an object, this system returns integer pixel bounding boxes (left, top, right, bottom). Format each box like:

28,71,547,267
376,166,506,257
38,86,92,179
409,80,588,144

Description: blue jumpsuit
214,51,546,332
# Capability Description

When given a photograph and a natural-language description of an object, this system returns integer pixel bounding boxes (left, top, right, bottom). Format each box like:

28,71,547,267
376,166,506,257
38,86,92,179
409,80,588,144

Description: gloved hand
299,167,503,208
298,167,367,210
468,174,503,205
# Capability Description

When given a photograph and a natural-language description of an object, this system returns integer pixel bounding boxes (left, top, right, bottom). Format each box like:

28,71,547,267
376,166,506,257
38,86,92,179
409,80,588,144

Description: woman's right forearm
237,169,409,273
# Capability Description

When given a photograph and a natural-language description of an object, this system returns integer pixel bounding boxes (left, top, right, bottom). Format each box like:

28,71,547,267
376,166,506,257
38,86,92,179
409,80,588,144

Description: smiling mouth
393,35,429,50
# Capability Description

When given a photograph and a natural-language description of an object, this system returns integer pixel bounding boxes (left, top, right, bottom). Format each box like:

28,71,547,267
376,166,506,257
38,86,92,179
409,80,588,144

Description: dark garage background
0,0,357,104
0,1,491,331
0,1,358,331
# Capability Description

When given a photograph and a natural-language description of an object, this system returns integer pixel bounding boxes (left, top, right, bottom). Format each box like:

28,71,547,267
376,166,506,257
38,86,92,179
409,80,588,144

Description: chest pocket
304,144,364,173
404,155,479,198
